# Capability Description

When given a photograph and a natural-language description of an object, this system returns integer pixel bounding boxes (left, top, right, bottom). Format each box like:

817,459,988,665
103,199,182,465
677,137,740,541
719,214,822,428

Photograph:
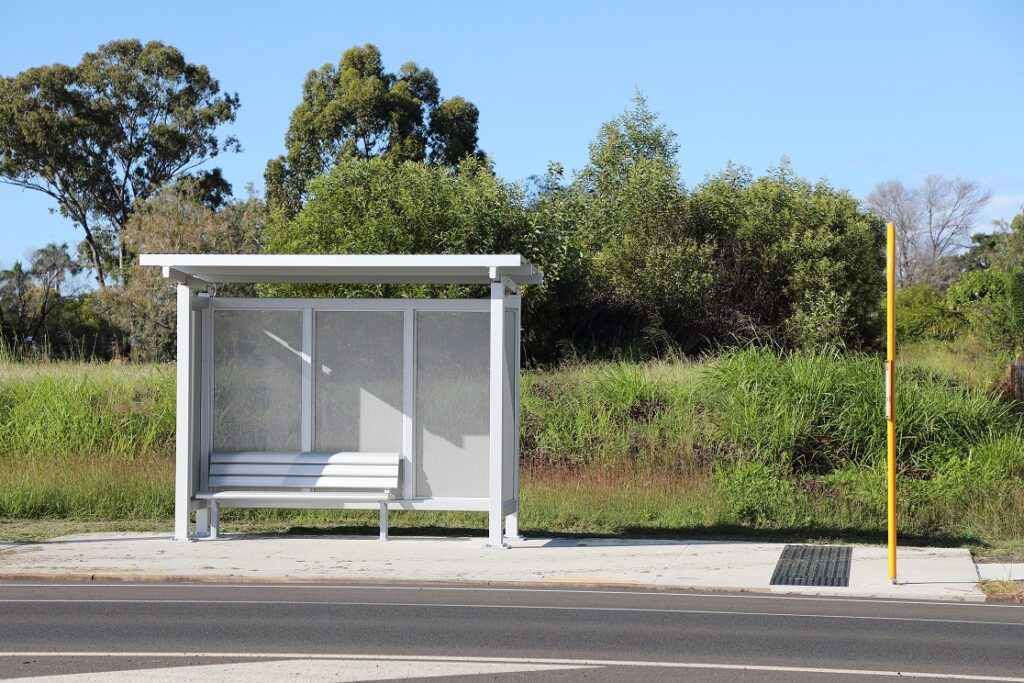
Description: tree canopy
265,44,482,216
263,96,886,359
0,39,240,287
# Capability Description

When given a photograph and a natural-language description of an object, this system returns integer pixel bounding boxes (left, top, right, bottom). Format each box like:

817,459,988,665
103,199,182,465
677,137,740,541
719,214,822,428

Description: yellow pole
886,221,897,585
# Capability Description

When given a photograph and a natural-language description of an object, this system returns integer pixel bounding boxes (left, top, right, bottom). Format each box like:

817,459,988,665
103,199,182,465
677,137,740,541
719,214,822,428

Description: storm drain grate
770,545,852,587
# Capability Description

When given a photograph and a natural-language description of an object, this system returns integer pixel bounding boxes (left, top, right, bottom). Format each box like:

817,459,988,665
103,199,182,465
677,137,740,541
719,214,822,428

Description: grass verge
2,343,1022,546
978,580,1024,603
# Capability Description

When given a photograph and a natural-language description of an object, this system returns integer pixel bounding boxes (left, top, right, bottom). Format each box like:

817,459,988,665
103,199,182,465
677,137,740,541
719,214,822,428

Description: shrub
687,161,885,350
261,157,586,359
714,461,808,527
946,269,1018,349
895,285,963,342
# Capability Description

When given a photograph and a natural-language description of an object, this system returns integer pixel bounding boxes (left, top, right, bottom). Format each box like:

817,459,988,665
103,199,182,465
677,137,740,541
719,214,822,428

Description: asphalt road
0,582,1022,682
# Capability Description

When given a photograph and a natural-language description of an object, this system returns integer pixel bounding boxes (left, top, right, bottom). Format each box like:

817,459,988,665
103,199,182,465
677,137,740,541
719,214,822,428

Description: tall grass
701,347,1018,473
0,359,174,461
2,346,1022,543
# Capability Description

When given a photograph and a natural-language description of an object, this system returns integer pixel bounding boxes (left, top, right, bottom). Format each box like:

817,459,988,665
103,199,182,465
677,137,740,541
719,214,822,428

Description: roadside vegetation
3,340,1021,546
2,40,1022,550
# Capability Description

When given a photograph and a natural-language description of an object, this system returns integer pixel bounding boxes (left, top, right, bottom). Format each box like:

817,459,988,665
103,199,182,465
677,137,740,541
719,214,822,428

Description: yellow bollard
886,221,897,585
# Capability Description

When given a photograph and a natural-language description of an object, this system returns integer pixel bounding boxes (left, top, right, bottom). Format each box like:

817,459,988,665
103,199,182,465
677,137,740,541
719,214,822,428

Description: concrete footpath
0,532,993,602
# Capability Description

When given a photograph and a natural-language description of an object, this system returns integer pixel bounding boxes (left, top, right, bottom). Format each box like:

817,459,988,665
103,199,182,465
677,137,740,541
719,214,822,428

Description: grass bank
2,344,1022,544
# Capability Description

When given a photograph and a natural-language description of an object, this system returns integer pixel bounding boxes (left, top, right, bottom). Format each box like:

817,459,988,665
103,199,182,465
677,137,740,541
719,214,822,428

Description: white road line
2,652,1024,682
0,598,1021,627
0,582,1011,609
2,658,594,682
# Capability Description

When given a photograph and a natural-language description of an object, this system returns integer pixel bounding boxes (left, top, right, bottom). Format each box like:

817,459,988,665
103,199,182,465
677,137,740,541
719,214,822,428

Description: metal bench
195,452,401,540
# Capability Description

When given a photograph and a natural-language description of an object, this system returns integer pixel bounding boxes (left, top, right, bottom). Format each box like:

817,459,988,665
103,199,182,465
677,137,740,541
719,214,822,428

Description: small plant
713,461,808,527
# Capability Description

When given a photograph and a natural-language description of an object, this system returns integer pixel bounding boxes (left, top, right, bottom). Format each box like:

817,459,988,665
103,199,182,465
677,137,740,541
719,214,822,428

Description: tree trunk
81,226,106,290
1006,360,1024,403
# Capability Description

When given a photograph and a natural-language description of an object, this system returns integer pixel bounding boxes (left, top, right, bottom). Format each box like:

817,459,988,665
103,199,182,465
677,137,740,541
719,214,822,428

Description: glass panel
314,310,404,464
415,311,489,498
213,309,302,452
502,309,517,501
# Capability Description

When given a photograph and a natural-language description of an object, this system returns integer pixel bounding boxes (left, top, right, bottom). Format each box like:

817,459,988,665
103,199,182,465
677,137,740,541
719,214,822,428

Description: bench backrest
208,452,400,493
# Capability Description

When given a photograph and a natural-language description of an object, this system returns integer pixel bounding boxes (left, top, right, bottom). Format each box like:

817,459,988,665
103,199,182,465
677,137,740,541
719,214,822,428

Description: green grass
0,360,175,461
2,343,1022,545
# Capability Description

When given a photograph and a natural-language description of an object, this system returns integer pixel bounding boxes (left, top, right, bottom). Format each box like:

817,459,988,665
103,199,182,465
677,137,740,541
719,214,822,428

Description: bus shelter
140,254,542,548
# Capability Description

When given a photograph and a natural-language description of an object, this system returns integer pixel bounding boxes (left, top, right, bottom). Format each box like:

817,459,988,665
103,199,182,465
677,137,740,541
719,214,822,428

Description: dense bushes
264,98,887,359
687,163,885,349
900,211,1024,354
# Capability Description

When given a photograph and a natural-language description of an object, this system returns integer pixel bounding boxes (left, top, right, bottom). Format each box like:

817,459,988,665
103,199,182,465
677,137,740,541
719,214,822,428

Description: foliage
262,156,584,356
265,44,481,216
4,347,1023,542
687,162,885,349
0,39,240,286
572,94,715,350
946,269,1023,350
895,285,963,342
531,96,886,356
101,183,266,360
0,243,116,358
885,211,1024,353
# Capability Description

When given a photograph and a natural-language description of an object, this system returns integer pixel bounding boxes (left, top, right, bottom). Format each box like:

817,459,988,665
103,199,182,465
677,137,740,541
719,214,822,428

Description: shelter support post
174,284,196,541
486,280,508,548
504,295,524,542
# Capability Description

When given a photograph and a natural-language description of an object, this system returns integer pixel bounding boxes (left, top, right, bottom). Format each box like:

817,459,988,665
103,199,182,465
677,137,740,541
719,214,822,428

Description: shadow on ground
277,522,983,549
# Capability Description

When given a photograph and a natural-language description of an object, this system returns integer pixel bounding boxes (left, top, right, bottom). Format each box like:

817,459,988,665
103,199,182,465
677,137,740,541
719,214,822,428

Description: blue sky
1,0,1022,266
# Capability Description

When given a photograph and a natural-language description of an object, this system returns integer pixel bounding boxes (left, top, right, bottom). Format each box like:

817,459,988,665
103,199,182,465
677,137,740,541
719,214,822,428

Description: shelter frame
143,254,541,548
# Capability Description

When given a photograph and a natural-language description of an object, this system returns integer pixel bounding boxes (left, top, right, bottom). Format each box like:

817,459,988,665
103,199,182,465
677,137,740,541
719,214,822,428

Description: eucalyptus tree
0,39,240,287
265,44,482,216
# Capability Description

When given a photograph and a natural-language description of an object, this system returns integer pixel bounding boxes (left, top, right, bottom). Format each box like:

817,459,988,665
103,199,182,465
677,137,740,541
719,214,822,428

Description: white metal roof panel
138,254,543,286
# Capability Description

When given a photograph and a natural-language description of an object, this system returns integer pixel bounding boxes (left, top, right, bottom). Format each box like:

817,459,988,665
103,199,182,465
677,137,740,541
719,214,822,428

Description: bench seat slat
209,464,399,478
208,475,398,490
197,491,387,501
211,452,399,466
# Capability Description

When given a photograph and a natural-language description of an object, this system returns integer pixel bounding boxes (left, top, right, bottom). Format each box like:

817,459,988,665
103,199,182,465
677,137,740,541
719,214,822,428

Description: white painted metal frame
140,253,543,287
156,255,538,545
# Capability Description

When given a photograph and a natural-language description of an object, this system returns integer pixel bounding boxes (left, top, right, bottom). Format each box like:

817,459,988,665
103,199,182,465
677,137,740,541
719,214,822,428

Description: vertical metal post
487,280,507,548
402,308,416,501
197,299,214,537
174,284,194,541
886,221,898,584
301,306,314,452
192,304,209,538
505,298,523,541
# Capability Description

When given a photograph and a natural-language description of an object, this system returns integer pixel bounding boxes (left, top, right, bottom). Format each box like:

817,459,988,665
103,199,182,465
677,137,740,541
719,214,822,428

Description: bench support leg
379,502,389,541
504,511,524,541
195,506,210,538
209,502,219,540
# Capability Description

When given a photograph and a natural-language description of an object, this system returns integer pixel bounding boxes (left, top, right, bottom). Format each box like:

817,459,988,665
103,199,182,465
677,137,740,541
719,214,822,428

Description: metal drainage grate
770,544,852,587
